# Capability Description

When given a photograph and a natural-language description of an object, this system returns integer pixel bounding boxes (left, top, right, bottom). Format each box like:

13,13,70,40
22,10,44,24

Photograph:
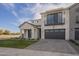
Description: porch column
69,28,75,40
20,29,24,38
32,29,34,39
31,28,38,39
65,28,70,40
65,10,70,40
24,29,28,39
41,29,44,39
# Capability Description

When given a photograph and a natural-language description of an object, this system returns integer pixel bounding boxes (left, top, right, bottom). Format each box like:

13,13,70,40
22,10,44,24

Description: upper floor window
31,20,38,23
45,12,64,25
36,20,38,23
76,16,79,23
76,7,79,12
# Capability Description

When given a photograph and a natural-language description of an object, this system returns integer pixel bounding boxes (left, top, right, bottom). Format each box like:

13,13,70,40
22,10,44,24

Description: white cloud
2,3,19,19
12,17,31,26
15,3,73,25
18,18,31,24
7,3,73,23
27,3,73,19
11,11,19,18
2,3,15,10
2,3,74,26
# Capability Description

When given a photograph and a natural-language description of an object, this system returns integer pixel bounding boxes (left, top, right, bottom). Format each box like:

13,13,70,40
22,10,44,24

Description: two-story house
19,3,79,40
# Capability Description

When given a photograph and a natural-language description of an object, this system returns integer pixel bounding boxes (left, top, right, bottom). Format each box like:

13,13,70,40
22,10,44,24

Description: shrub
0,29,3,35
70,40,79,46
3,30,10,35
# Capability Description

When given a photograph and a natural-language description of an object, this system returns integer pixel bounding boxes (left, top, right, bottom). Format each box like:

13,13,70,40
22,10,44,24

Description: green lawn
0,39,38,48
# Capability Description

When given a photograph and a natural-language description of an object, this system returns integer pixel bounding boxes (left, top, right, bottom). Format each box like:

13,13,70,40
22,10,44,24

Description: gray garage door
45,29,65,39
75,28,79,40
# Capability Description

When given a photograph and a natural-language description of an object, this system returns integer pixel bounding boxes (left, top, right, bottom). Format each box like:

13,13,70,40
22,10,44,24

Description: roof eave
64,3,78,10
40,8,66,15
40,3,78,15
19,21,41,28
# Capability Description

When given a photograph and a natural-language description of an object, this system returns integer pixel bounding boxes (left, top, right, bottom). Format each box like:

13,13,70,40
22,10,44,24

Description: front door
28,29,31,39
38,29,41,39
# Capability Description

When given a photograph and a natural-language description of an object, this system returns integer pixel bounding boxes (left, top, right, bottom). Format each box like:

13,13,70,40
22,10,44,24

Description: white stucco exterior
19,22,40,39
19,3,79,40
69,4,79,40
41,9,70,40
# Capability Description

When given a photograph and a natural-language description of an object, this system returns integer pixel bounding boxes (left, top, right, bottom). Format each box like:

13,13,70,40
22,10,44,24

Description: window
54,30,59,32
45,12,64,25
45,29,65,32
54,13,58,24
60,29,65,32
58,12,64,24
76,8,79,12
31,21,34,23
47,14,54,25
76,16,79,23
37,21,38,23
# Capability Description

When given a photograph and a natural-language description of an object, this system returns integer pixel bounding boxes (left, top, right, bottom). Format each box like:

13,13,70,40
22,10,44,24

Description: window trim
76,16,79,23
45,12,65,26
45,29,65,32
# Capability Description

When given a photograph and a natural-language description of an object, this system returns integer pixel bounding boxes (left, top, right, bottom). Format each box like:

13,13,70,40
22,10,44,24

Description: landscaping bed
69,40,79,46
69,40,79,54
0,39,38,49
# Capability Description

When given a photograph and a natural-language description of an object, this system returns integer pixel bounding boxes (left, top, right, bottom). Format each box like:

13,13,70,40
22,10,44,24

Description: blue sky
0,3,72,32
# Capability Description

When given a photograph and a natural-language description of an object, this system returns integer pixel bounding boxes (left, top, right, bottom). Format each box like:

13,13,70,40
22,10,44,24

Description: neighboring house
19,19,41,39
19,3,79,40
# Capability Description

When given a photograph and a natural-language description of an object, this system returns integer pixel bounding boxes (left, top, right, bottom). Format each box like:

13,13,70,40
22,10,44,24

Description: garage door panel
45,29,65,39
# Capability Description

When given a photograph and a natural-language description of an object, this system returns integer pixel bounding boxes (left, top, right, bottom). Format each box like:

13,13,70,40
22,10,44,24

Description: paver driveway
26,39,78,54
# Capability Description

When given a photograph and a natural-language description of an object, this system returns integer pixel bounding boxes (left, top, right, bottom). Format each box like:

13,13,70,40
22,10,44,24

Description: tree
0,29,3,35
15,32,20,35
10,32,20,35
3,30,10,35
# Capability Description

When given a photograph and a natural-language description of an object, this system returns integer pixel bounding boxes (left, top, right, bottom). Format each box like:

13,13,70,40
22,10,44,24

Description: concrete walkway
26,39,78,54
0,47,78,56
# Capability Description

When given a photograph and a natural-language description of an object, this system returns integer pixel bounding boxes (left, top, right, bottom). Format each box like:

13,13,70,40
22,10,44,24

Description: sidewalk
0,47,78,56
